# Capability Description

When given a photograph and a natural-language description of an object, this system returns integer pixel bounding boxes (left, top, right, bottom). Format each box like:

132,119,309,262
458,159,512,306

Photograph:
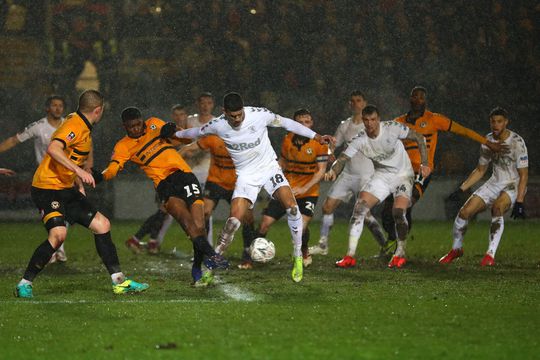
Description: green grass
1,220,539,359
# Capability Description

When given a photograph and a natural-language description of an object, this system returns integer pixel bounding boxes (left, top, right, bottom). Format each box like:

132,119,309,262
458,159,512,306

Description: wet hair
410,86,427,97
349,90,366,100
45,95,65,108
223,92,244,112
362,104,379,116
78,90,104,113
197,92,214,102
489,106,509,118
121,107,142,122
293,108,311,119
171,104,186,112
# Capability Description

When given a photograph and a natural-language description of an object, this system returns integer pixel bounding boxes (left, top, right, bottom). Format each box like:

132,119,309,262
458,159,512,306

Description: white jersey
334,117,374,177
199,106,315,177
344,120,413,177
479,130,528,185
16,117,64,164
185,113,211,183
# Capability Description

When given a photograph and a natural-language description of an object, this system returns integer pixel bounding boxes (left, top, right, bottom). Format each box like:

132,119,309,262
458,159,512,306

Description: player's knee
392,208,407,225
352,200,369,218
286,205,300,220
322,200,335,214
91,213,111,234
48,226,67,248
458,207,473,220
491,205,505,217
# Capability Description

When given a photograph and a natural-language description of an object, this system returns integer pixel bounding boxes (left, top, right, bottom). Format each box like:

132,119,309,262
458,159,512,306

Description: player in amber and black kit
382,86,507,243
97,107,228,286
15,90,148,298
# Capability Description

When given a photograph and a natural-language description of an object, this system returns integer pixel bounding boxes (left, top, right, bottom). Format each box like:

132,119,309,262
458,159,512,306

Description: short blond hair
78,90,104,113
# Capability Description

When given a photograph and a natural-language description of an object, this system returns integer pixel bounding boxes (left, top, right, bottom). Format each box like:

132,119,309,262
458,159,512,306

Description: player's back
198,135,236,190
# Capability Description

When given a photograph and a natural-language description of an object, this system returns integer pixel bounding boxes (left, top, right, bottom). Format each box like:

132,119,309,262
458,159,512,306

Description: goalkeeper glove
160,122,177,139
91,168,104,185
510,202,525,219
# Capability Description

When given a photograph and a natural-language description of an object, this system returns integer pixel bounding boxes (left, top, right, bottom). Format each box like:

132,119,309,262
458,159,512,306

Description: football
249,237,276,263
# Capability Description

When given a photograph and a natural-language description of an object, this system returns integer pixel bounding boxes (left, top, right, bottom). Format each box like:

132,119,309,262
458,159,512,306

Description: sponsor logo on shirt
225,137,261,151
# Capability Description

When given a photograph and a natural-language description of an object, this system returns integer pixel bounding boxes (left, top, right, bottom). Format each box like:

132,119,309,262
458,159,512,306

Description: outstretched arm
277,117,334,145
404,129,431,178
0,135,20,153
450,121,508,153
0,168,15,176
459,163,488,191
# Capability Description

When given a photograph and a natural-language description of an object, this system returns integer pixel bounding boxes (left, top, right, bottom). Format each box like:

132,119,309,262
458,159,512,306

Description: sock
215,217,241,255
286,206,303,257
18,278,32,286
156,214,173,246
192,241,204,269
301,227,310,256
347,200,370,256
381,197,397,240
22,240,57,282
452,216,468,249
393,208,409,257
193,235,216,257
207,215,213,247
57,243,65,253
134,211,159,239
111,272,126,284
487,216,504,257
242,222,256,260
94,232,121,275
395,239,407,257
319,214,334,246
365,213,387,247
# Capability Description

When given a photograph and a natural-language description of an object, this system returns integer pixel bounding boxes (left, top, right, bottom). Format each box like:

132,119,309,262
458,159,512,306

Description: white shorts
361,171,413,203
473,179,518,207
327,172,370,202
232,165,290,208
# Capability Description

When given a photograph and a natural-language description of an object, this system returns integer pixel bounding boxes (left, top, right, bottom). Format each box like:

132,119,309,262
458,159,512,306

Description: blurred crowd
0,0,538,175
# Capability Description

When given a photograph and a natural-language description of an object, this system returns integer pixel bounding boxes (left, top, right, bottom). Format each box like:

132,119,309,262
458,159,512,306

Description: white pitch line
0,298,219,305
214,275,259,302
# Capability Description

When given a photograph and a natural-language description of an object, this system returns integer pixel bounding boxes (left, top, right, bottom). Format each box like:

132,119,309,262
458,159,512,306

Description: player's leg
215,197,249,255
389,196,410,266
483,192,512,266
310,196,341,255
336,192,379,268
296,197,316,267
203,197,217,246
126,208,164,253
381,196,396,241
147,208,168,254
439,195,486,264
239,209,256,269
156,214,174,246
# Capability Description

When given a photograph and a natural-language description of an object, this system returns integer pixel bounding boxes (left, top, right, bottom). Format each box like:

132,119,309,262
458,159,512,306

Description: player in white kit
325,105,431,268
164,92,333,282
308,91,388,265
439,107,528,266
0,96,69,262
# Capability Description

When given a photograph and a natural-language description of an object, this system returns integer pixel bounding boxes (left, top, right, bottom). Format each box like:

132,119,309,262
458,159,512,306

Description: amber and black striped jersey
102,117,192,187
197,135,236,191
32,111,92,190
280,133,328,198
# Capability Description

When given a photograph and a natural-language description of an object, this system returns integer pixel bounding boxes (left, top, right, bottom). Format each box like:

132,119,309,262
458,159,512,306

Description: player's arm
458,163,489,192
324,153,351,181
404,129,431,178
47,139,95,187
83,146,94,172
270,115,335,145
293,157,327,196
0,135,21,153
0,168,15,176
179,141,204,158
172,127,203,140
449,121,508,153
100,142,130,182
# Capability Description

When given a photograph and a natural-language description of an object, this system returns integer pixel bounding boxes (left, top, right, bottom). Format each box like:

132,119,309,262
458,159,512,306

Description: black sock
193,235,215,257
406,207,413,231
192,243,204,269
135,210,163,239
241,223,255,259
381,197,397,241
301,228,310,255
95,232,121,275
23,240,56,281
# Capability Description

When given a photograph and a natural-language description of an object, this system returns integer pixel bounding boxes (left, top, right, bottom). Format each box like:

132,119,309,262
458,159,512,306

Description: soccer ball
249,237,276,263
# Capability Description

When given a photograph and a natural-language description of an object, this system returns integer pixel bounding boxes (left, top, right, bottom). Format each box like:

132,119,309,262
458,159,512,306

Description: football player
439,107,528,266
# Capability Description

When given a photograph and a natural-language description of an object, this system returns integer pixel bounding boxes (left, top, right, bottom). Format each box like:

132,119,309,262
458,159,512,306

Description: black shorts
263,196,318,220
203,181,233,205
156,170,203,207
413,173,432,201
31,186,97,230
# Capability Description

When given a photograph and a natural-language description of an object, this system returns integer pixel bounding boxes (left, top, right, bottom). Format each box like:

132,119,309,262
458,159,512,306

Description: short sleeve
51,122,84,148
433,113,452,131
393,121,410,139
343,135,363,158
197,135,213,150
515,136,528,169
478,144,491,166
334,122,346,148
16,121,39,143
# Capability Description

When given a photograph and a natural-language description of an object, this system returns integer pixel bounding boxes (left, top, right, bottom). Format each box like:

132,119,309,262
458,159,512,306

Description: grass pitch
0,220,539,359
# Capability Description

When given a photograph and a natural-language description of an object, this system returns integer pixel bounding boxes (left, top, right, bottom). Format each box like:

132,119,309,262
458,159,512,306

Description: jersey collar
77,111,93,132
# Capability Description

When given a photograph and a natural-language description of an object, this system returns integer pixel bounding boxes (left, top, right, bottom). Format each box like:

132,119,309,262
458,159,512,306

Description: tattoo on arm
331,153,350,177
406,130,428,166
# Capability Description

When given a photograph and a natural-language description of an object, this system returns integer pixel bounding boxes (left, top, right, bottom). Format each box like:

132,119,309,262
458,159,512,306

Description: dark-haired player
0,95,71,263
15,90,148,298
163,92,333,282
439,107,528,266
252,108,328,268
381,86,507,242
98,107,228,286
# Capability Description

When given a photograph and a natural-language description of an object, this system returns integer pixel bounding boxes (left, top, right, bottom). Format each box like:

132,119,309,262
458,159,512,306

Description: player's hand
76,167,95,188
91,168,104,185
419,164,431,178
448,188,465,201
160,122,177,139
0,168,15,176
324,169,336,181
486,140,510,154
316,134,335,145
511,202,525,219
292,186,306,197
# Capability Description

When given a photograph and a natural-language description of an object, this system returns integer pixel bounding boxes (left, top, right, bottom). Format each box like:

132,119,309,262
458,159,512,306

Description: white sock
156,215,173,246
287,206,303,257
132,235,140,242
111,272,126,284
57,243,65,252
452,216,468,249
365,213,386,247
215,217,241,255
487,216,504,257
18,278,32,286
319,214,334,245
347,217,364,256
207,215,213,247
395,239,407,257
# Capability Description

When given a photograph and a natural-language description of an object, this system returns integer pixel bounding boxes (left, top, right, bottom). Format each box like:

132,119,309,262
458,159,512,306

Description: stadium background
0,0,538,219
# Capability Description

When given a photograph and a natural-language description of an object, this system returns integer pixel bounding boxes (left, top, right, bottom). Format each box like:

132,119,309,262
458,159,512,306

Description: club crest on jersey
306,148,313,155
249,126,256,133
51,201,60,209
420,122,427,128
66,132,76,141
150,124,157,130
